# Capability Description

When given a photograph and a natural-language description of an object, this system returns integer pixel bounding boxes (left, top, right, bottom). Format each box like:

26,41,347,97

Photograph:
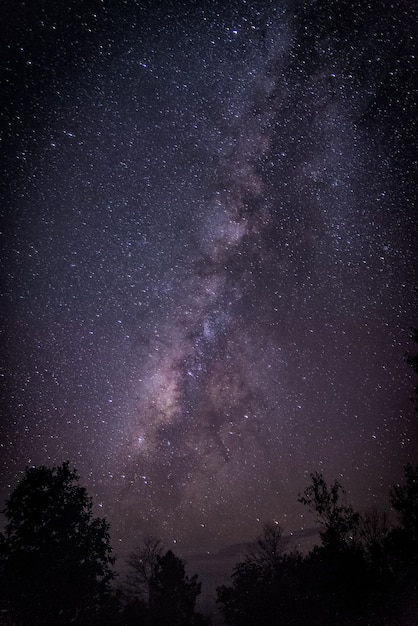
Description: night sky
1,0,417,566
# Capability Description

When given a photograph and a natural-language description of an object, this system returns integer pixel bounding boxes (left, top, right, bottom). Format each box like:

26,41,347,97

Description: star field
1,0,417,562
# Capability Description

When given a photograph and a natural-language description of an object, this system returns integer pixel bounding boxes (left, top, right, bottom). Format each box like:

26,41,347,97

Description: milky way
1,0,417,558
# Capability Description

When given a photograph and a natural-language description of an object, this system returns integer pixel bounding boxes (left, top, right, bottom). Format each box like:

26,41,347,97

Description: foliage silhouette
151,549,202,625
0,461,115,625
123,542,206,626
390,463,418,542
405,326,418,409
244,521,288,574
358,506,389,554
217,523,306,626
124,535,164,608
217,464,418,626
298,471,360,552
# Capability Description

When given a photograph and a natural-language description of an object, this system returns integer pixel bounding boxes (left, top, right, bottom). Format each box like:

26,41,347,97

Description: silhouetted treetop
0,461,115,625
405,326,418,409
298,472,360,551
244,521,288,573
125,535,164,606
390,462,418,542
123,539,204,626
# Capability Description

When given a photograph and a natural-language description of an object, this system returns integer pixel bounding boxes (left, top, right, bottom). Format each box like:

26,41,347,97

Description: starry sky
1,0,417,564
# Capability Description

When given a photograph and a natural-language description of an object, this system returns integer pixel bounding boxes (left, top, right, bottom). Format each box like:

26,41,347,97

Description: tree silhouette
151,549,202,625
0,461,115,625
359,506,389,553
125,535,163,608
217,449,418,626
298,473,380,622
390,463,418,542
217,558,264,626
217,522,304,626
358,506,390,582
245,521,288,575
123,543,204,626
298,472,359,552
405,327,418,409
